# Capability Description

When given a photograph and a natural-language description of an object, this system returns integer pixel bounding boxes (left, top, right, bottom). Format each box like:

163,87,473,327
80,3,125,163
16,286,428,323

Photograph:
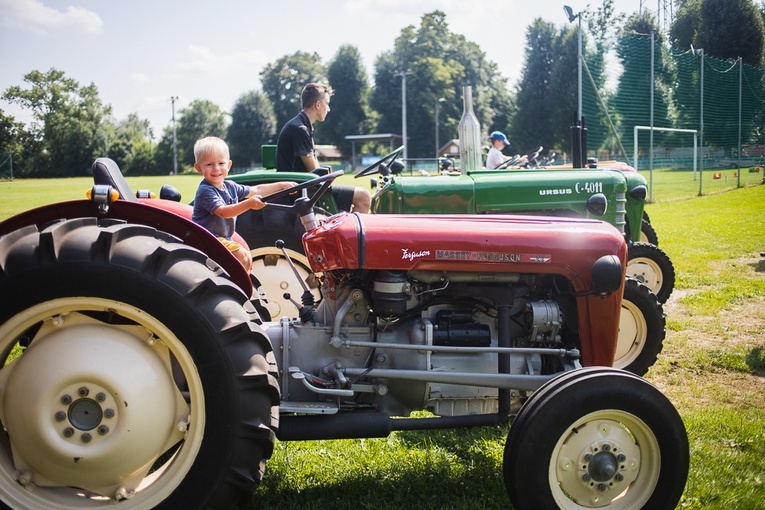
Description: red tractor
0,160,688,509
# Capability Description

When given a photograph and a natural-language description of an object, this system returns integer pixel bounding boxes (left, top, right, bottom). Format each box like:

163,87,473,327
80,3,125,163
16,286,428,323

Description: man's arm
299,154,320,171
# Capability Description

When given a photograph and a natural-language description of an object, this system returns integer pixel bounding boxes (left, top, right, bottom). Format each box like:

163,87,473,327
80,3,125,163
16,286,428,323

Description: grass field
0,169,764,509
639,165,764,201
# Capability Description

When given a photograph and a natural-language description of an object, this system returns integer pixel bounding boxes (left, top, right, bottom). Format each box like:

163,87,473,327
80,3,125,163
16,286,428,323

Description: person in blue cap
486,131,512,169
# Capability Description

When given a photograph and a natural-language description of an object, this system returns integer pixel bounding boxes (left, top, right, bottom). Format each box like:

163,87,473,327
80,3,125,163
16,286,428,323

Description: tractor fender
0,199,252,296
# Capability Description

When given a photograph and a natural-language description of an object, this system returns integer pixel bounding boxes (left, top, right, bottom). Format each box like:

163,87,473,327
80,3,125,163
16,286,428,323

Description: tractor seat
92,158,137,202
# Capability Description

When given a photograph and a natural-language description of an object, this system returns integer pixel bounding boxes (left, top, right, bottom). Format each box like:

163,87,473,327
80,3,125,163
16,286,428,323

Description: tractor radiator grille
615,191,627,234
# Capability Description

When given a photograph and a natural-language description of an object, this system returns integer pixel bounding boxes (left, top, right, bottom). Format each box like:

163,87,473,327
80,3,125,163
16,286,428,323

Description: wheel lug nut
63,427,74,438
584,453,592,462
602,444,611,452
98,425,109,435
78,386,89,397
104,408,115,418
615,473,624,482
81,433,92,443
598,483,608,492
54,411,66,422
17,472,32,486
582,473,591,482
96,392,106,402
60,394,72,405
617,453,626,462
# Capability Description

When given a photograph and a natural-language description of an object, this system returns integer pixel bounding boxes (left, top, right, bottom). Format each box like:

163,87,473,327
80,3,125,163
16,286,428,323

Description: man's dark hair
301,83,334,109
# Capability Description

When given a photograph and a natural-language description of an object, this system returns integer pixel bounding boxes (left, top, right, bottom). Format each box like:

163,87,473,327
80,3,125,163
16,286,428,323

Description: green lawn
0,171,763,509
639,164,764,201
0,171,374,222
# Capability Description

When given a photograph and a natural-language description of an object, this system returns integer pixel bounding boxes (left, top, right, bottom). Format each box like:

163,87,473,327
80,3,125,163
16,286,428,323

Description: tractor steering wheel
495,155,520,170
259,170,343,217
354,146,405,178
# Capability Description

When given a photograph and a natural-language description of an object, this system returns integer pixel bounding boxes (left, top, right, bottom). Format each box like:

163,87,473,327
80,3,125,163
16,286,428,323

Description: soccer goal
633,126,698,175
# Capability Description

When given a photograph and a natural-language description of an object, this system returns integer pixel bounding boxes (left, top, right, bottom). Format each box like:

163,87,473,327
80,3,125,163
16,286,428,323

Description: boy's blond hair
193,136,230,163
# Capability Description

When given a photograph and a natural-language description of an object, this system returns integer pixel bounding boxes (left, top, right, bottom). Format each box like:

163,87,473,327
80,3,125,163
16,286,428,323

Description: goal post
634,126,698,174
0,151,12,181
634,126,698,200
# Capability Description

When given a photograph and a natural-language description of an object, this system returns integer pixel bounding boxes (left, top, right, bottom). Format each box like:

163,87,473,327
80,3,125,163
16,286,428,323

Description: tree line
2,0,764,178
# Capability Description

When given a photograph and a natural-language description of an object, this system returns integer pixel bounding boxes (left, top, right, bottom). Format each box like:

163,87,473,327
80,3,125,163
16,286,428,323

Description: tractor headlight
629,185,647,201
591,254,624,296
586,193,608,216
159,185,182,202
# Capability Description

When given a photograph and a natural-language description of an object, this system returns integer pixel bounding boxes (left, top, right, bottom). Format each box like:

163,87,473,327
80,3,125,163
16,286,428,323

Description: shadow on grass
746,346,765,375
250,426,512,510
251,468,511,510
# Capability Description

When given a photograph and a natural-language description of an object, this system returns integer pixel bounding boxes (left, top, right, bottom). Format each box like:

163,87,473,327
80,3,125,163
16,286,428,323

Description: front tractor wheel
613,278,666,376
639,219,659,245
626,242,675,303
0,218,279,509
503,368,689,510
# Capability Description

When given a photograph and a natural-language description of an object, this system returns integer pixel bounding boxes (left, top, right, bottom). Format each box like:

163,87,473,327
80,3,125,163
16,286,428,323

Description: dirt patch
646,255,765,412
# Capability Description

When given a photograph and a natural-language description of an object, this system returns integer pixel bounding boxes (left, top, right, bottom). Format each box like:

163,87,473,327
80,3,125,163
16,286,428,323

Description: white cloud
0,0,103,34
176,44,270,75
130,72,150,85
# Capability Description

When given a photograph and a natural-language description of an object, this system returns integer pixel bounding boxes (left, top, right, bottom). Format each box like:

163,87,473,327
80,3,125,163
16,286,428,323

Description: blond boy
191,136,294,271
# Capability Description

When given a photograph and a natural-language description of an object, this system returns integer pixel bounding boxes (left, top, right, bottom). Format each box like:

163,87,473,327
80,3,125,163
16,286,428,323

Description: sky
0,0,646,136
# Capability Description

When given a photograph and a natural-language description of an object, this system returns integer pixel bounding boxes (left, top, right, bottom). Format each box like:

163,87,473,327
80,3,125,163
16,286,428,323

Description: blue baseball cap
489,131,510,145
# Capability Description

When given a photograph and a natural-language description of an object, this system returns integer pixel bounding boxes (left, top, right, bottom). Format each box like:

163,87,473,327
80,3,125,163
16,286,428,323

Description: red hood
303,212,627,293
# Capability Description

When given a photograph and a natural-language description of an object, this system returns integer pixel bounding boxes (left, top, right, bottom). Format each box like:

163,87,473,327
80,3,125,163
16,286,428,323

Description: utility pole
563,6,582,120
394,70,412,161
435,97,445,159
171,96,178,175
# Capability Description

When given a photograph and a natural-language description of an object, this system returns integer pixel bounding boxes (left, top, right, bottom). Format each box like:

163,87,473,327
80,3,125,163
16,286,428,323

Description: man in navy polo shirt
276,83,371,213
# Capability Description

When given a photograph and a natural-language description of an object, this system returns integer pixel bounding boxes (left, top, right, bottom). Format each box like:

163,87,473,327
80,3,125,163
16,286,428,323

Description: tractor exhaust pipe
458,85,482,173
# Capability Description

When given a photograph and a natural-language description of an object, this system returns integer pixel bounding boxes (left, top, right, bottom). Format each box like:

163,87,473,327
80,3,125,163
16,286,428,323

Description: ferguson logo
401,248,431,261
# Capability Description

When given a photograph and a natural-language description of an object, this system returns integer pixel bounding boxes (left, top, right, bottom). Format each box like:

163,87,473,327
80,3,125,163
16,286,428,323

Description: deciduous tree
260,52,326,133
371,11,511,159
154,99,226,172
509,19,558,153
228,90,277,167
108,113,155,175
2,68,112,177
671,0,764,65
326,45,371,156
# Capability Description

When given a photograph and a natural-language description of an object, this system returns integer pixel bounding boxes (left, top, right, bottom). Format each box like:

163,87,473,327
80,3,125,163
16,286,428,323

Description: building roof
315,144,342,159
344,133,403,142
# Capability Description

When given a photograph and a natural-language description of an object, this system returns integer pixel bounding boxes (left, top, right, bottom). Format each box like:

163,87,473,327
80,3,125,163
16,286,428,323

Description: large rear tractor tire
613,278,666,376
503,368,689,510
0,218,279,509
626,242,675,303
